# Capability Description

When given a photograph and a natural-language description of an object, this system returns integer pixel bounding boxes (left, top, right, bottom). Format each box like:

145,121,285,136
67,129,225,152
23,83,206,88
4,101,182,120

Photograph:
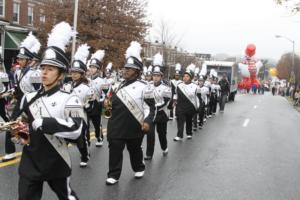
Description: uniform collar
41,85,60,97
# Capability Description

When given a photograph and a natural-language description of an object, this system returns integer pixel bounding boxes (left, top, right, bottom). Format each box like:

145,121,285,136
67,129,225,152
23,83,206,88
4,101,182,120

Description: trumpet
0,120,30,145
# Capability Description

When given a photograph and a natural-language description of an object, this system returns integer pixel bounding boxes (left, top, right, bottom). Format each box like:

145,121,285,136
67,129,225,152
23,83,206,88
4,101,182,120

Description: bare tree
276,52,300,82
274,0,300,13
152,18,185,78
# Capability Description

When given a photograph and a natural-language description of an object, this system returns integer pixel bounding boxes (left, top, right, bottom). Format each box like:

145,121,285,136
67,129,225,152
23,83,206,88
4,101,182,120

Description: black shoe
144,156,152,160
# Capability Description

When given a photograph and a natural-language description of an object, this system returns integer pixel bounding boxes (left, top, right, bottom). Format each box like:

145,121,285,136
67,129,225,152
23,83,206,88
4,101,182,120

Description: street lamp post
71,0,79,62
275,35,295,86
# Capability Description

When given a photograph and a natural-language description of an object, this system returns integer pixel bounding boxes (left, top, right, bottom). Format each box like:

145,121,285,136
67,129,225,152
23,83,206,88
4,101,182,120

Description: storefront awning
5,31,28,50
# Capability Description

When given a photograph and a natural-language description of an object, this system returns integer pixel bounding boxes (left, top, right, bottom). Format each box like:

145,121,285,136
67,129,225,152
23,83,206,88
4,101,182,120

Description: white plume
106,62,113,71
125,41,142,61
200,63,207,76
175,63,181,71
210,69,218,77
74,44,90,64
148,65,153,73
91,50,105,62
21,32,41,54
153,53,163,66
195,67,200,75
143,66,147,74
186,63,196,73
86,59,91,69
20,32,36,50
47,21,76,52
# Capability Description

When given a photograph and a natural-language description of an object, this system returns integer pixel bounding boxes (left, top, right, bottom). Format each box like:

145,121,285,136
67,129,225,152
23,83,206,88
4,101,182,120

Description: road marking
254,105,257,109
0,130,107,168
243,119,250,127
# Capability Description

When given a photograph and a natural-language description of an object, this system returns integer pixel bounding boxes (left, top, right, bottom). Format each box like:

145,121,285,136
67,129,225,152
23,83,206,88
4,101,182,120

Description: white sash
116,87,144,125
28,96,71,168
178,84,198,109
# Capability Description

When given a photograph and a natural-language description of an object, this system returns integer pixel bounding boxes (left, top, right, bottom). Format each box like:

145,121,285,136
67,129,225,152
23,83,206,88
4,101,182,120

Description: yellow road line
0,129,106,168
0,157,21,168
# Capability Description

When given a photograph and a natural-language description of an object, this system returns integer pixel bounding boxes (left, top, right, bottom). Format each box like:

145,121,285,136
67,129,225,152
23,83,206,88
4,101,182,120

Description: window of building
28,6,33,25
13,2,20,23
40,9,45,23
0,0,5,17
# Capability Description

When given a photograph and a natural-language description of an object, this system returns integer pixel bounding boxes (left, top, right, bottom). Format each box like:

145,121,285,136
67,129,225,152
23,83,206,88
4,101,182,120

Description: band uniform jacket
18,86,84,180
147,82,171,123
15,66,40,101
0,71,9,95
169,79,182,108
89,76,106,102
174,82,199,115
107,79,155,140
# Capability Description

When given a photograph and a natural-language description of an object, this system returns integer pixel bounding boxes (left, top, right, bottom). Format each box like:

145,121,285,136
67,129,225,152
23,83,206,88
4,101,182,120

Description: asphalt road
1,92,300,200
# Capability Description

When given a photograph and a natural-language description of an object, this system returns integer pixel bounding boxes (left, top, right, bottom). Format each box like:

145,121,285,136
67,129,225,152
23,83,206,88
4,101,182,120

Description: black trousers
88,114,102,140
146,121,168,157
107,137,145,179
176,112,194,138
219,94,227,111
211,94,218,113
198,103,205,126
76,122,89,162
0,98,16,154
18,176,79,200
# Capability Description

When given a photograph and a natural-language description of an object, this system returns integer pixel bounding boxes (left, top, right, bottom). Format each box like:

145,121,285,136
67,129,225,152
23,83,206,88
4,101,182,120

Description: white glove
32,118,43,131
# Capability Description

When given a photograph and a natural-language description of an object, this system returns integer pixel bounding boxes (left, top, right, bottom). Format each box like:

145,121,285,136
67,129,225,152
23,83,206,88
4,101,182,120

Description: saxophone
103,96,112,119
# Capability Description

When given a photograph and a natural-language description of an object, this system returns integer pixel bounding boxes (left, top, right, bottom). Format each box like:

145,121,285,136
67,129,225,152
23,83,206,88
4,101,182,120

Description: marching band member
17,21,82,200
144,65,153,84
69,44,91,168
173,63,199,141
198,76,209,129
0,64,10,125
210,74,220,115
208,69,218,116
144,53,171,160
169,63,182,120
105,62,115,85
105,41,155,185
3,32,41,162
88,50,106,147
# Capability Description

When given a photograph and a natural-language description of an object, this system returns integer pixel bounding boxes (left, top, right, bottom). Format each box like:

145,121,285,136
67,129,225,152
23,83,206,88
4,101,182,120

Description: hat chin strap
44,74,61,89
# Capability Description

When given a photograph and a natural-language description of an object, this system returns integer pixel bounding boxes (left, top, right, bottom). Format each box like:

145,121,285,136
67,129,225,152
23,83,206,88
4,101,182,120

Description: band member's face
123,68,138,80
71,71,83,82
106,72,111,78
17,58,29,68
199,80,204,86
183,74,191,83
152,74,162,84
145,75,152,81
41,65,63,87
89,66,98,75
175,74,180,80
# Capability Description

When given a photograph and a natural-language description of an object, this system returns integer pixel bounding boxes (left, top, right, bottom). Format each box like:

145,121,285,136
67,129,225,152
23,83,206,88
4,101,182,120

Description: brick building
0,0,43,71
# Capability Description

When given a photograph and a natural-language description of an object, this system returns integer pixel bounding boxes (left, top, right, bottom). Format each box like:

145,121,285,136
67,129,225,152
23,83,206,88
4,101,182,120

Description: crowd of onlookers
270,81,300,106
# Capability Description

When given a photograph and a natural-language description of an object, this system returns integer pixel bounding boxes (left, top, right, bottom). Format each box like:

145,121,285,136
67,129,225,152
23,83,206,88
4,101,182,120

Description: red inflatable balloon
245,44,256,57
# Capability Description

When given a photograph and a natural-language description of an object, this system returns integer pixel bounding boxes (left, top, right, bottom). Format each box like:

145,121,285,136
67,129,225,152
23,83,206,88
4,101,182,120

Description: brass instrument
0,89,15,98
0,120,30,145
103,97,112,119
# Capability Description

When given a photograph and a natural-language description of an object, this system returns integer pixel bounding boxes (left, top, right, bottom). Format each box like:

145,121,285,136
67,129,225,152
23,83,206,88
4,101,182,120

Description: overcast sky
147,0,300,61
